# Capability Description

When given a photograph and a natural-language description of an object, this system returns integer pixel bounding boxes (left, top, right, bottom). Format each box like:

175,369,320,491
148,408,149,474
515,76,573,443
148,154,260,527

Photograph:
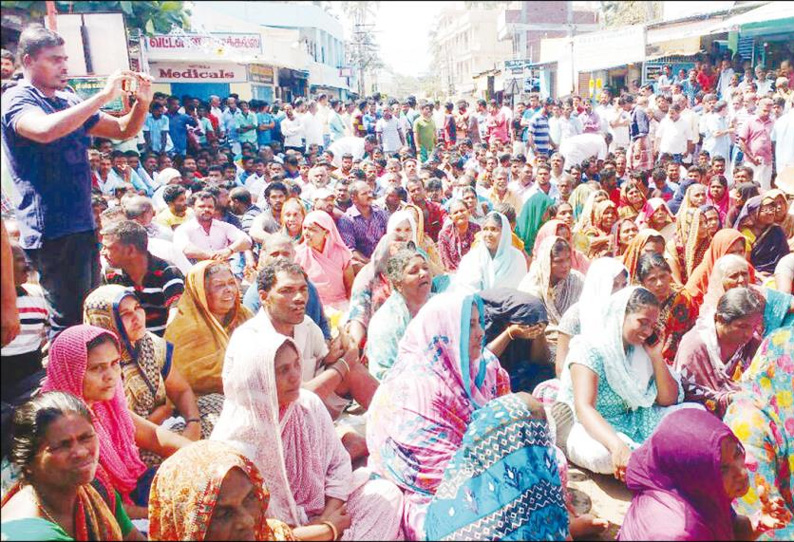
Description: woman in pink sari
211,328,403,540
533,219,590,274
295,211,354,311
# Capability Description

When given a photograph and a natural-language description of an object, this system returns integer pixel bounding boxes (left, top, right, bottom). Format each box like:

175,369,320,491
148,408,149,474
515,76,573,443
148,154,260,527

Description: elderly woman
437,199,481,271
635,198,675,239
211,334,404,541
619,409,791,541
674,287,763,419
165,261,253,396
516,192,555,256
41,326,191,512
555,287,690,477
724,328,794,541
149,441,294,541
295,211,354,312
735,195,791,275
83,286,213,465
581,200,619,258
766,189,794,250
636,253,699,366
366,246,432,381
665,207,711,285
675,183,708,221
621,229,666,282
367,293,569,540
452,212,527,293
1,392,143,541
685,228,749,305
618,180,647,221
280,198,307,242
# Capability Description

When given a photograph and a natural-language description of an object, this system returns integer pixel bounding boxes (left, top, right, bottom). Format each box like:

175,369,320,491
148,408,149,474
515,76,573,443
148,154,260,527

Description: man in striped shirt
101,220,184,336
526,98,556,158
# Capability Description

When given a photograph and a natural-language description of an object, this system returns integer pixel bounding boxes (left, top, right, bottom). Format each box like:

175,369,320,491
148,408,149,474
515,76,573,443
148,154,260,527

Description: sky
332,1,450,77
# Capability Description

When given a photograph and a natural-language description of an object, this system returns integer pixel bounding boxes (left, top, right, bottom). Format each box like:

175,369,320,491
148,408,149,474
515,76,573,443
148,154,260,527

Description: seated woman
675,287,763,418
280,198,306,243
675,183,708,221
635,197,675,239
707,173,730,224
685,228,749,305
580,200,619,259
612,218,639,257
452,212,527,293
735,194,791,275
703,254,794,336
555,200,575,230
518,236,584,350
556,258,628,378
211,335,403,541
621,229,666,282
555,287,689,478
726,181,760,230
366,293,569,540
700,203,722,237
40,326,191,512
481,288,550,393
766,189,794,251
665,207,711,285
1,391,143,541
617,179,647,221
516,191,555,256
367,246,432,381
619,408,791,541
724,328,794,541
83,286,214,465
534,219,589,274
636,253,699,366
149,440,294,541
165,261,253,396
437,199,481,272
403,203,445,275
295,211,354,312
573,188,609,246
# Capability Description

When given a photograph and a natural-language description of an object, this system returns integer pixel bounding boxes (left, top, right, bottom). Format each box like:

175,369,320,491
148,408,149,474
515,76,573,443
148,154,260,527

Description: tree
599,1,660,27
1,1,191,35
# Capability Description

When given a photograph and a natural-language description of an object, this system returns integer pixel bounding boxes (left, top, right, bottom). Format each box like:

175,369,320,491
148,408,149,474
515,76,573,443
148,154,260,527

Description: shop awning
707,1,794,36
646,36,703,60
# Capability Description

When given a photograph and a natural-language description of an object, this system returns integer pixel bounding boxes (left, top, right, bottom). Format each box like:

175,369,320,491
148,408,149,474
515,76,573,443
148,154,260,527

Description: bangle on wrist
321,520,338,541
186,418,200,425
330,364,347,380
507,326,515,341
338,358,351,374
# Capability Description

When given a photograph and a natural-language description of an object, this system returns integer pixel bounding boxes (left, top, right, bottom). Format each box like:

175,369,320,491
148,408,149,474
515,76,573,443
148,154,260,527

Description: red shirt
697,70,716,92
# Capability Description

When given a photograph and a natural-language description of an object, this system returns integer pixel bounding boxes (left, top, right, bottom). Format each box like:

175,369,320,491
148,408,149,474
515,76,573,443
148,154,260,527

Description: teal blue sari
763,288,794,336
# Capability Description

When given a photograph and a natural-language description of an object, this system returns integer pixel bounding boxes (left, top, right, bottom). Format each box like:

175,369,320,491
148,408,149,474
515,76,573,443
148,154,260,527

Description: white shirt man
655,109,693,156
281,111,304,149
558,133,608,170
375,114,404,154
302,108,324,148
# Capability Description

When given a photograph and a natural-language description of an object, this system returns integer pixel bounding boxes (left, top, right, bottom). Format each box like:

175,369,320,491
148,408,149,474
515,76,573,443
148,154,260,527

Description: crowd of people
1,22,793,542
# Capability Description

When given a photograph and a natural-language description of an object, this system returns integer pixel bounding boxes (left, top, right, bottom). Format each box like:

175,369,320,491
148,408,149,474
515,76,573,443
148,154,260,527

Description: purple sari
619,409,738,541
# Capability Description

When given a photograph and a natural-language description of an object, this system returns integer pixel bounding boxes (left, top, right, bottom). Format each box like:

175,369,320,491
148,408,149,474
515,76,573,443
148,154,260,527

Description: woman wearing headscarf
675,183,708,221
619,408,791,541
581,200,619,258
701,202,723,238
735,195,790,275
635,197,676,240
211,333,403,541
618,179,647,221
295,210,354,312
367,293,569,541
515,191,555,255
612,218,639,257
42,326,191,509
674,287,763,419
724,328,794,541
725,182,760,232
621,229,666,282
569,182,596,223
437,199,481,271
636,253,699,366
452,212,527,293
766,189,794,250
665,207,711,285
149,440,294,541
555,287,689,477
165,261,253,396
534,219,590,274
703,254,794,336
83,286,216,465
707,174,731,224
572,189,609,253
280,198,307,243
403,203,445,274
481,288,551,392
685,228,749,305
366,246,432,381
519,236,584,349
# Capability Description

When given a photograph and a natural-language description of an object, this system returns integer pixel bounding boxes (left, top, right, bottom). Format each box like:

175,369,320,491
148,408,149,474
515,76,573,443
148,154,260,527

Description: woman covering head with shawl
612,218,640,257
707,174,730,224
734,195,791,274
621,229,666,282
164,261,253,395
724,328,794,541
149,440,294,541
212,324,404,540
516,191,555,255
398,204,445,275
665,207,711,284
675,183,708,221
295,210,354,311
725,182,760,230
685,228,749,305
452,212,527,293
569,182,596,222
618,180,647,221
367,293,511,539
534,219,590,274
635,197,675,239
41,325,148,501
581,199,619,258
766,189,794,249
618,409,742,541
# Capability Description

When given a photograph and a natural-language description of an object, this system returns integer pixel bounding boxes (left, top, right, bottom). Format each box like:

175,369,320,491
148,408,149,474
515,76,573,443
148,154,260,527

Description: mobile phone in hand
645,332,660,347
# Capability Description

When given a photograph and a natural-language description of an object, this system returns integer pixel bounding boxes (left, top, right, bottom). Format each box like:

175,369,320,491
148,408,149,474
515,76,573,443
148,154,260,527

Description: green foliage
599,1,660,27
0,0,191,35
